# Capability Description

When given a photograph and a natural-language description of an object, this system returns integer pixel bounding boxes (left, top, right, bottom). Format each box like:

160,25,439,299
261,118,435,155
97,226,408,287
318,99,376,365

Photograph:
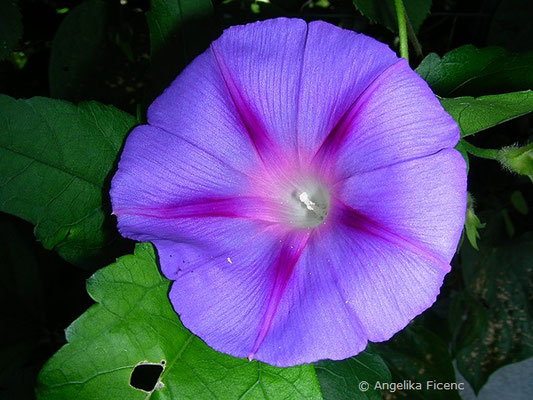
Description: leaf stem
394,0,409,62
461,140,500,160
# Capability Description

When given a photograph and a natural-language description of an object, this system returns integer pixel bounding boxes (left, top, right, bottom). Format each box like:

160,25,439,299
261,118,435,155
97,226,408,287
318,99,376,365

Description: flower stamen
288,183,329,228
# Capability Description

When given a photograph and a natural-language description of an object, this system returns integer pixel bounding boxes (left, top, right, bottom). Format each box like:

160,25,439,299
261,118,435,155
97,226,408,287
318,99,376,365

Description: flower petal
163,201,454,367
111,124,250,210
164,229,369,367
304,214,450,344
206,18,309,160
314,59,459,179
252,235,369,366
243,198,454,365
148,18,310,162
296,20,398,159
146,49,262,172
163,230,306,362
165,237,275,360
338,149,467,263
110,125,280,252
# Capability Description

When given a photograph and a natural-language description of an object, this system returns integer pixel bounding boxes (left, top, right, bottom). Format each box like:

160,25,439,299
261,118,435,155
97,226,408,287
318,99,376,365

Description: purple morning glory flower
111,18,466,367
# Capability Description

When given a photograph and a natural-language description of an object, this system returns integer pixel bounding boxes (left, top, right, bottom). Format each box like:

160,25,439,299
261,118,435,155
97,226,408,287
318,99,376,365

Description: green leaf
352,0,431,33
146,0,214,99
440,90,533,137
0,0,22,60
0,95,135,267
416,45,533,97
375,323,461,400
36,243,323,399
315,347,390,400
456,237,533,393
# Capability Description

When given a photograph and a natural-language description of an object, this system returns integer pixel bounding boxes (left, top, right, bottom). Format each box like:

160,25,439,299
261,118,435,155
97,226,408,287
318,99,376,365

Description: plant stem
394,0,409,62
461,140,500,160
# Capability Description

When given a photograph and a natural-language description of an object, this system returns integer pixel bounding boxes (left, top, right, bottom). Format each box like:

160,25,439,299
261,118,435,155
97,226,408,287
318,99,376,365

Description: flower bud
465,193,485,250
499,142,533,181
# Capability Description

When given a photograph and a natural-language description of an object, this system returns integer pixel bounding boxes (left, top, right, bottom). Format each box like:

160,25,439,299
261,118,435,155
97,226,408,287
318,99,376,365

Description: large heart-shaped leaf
36,243,323,399
0,95,135,267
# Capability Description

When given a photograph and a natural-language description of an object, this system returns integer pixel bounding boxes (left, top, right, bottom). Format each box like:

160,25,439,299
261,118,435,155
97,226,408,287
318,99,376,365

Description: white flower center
299,192,315,210
287,182,329,228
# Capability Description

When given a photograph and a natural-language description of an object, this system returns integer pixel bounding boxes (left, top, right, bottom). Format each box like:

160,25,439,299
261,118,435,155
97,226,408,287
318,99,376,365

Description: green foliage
352,0,431,33
440,90,533,137
416,45,533,96
375,323,461,400
464,193,485,250
0,0,22,60
315,347,391,400
0,95,135,268
36,243,323,400
454,237,533,393
146,0,214,99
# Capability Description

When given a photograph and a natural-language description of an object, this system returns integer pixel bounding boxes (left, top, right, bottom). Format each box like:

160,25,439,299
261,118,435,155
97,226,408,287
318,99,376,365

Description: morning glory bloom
111,18,466,367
